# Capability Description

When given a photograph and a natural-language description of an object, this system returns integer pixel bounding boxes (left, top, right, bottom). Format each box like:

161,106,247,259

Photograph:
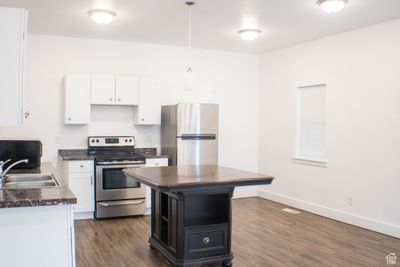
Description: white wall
258,19,400,237
0,35,259,177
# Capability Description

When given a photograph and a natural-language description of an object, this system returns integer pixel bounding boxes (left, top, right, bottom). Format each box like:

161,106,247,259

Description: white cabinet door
0,7,27,125
69,172,94,213
115,76,139,105
91,75,115,105
64,74,91,124
134,79,161,125
145,158,168,210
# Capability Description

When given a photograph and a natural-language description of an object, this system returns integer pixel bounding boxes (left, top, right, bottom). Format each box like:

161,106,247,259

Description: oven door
96,164,146,201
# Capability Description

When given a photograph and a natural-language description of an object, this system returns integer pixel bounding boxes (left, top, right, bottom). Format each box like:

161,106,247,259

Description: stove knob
96,139,99,143
125,139,128,143
129,139,132,142
91,139,94,143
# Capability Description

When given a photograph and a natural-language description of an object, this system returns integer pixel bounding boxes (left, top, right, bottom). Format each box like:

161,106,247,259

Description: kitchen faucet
0,159,29,186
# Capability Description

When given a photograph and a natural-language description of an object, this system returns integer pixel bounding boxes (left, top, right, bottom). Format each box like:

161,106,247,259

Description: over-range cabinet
161,103,219,166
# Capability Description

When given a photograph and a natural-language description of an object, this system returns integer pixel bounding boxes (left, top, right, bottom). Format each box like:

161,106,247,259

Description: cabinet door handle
118,98,121,101
141,118,144,122
68,117,71,121
90,175,93,185
203,237,210,245
109,98,113,102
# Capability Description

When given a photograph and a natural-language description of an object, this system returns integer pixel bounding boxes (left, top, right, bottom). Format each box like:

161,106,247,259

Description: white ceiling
1,0,400,53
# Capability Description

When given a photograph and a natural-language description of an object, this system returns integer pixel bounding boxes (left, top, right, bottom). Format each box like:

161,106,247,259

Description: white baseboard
145,207,151,215
257,189,400,238
73,212,94,220
233,186,258,199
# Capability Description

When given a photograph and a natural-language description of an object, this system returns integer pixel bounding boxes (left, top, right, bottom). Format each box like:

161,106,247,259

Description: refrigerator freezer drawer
177,138,218,166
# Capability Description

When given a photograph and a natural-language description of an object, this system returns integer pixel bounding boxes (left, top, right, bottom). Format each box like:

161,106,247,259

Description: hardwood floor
75,198,400,267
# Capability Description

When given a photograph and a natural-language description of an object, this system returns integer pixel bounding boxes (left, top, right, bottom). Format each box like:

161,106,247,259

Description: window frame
293,83,328,167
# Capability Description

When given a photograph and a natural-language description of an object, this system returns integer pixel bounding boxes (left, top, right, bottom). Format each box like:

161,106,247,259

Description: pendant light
184,1,195,91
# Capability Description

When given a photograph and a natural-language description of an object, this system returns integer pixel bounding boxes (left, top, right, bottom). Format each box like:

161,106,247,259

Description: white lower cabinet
64,158,167,218
65,160,94,219
145,158,169,212
0,205,75,267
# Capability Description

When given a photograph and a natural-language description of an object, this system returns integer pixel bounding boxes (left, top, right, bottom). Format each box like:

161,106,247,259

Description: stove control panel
88,136,135,147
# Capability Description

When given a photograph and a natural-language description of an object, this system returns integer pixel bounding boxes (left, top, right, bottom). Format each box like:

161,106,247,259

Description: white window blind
295,84,327,164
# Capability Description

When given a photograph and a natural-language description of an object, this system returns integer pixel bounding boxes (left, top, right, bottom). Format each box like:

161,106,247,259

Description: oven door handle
98,200,145,207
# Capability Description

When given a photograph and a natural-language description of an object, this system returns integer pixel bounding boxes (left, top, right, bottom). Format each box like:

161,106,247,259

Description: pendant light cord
188,4,191,51
186,2,194,71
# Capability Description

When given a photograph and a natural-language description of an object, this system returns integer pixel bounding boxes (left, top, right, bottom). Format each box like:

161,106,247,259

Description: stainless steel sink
6,174,54,182
1,173,60,189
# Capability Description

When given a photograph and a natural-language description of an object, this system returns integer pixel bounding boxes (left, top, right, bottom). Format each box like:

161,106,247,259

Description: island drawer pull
203,237,210,245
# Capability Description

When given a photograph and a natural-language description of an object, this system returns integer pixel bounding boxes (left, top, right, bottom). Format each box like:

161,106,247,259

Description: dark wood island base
123,165,274,267
150,187,235,266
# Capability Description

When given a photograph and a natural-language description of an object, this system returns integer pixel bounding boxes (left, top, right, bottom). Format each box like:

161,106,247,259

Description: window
294,84,327,167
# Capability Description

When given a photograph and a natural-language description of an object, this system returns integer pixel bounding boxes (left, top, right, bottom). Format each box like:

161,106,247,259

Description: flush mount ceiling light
238,29,261,41
317,0,348,13
88,9,116,24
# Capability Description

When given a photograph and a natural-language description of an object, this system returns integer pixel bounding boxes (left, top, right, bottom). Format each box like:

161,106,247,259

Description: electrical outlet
347,197,353,206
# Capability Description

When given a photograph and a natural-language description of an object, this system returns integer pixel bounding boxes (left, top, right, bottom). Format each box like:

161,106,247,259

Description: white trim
292,156,328,167
295,84,328,163
233,186,258,199
73,212,94,220
145,208,151,215
257,189,400,238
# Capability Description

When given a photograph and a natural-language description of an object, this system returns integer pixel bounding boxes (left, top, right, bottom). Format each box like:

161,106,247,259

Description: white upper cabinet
64,74,91,124
0,7,28,125
133,79,161,125
91,75,115,105
115,76,139,105
91,75,139,106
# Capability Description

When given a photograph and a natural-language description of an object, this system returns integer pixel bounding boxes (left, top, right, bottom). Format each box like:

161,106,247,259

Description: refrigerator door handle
178,134,216,140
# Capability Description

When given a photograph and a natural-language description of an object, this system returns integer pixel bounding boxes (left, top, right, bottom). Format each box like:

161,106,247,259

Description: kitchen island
124,165,274,267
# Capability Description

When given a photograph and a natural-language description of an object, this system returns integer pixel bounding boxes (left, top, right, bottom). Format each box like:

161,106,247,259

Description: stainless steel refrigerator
161,103,219,166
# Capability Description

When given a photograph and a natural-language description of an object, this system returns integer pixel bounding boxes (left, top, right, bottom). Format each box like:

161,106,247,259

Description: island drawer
184,224,229,259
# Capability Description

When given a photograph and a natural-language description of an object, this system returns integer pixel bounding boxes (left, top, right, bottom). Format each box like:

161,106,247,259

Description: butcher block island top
123,165,274,191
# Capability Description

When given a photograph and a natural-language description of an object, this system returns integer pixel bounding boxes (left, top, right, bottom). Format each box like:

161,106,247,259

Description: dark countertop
58,149,95,161
0,162,77,208
123,165,274,192
58,148,170,161
135,148,171,159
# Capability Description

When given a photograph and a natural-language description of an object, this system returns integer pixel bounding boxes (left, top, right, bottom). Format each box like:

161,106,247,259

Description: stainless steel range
88,136,146,219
